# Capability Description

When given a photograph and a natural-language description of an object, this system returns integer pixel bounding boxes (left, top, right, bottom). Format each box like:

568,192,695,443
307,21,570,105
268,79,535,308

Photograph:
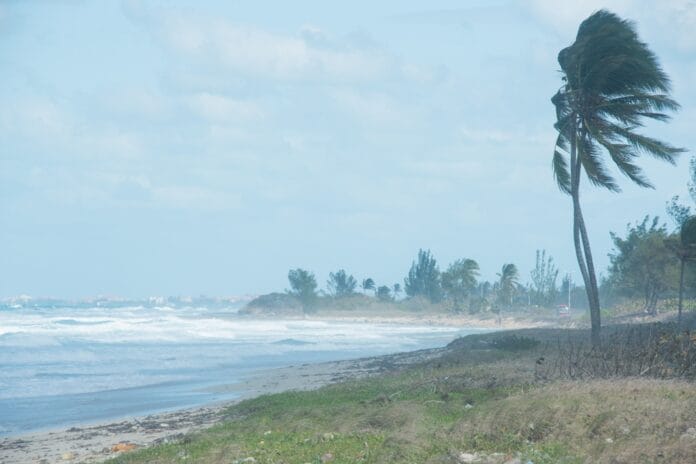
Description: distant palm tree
361,278,375,294
496,263,519,308
392,283,401,299
551,10,684,345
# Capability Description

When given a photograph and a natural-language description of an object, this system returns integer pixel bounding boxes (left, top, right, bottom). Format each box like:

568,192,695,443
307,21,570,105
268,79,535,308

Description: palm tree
551,10,684,345
361,278,375,294
442,258,480,311
496,263,519,308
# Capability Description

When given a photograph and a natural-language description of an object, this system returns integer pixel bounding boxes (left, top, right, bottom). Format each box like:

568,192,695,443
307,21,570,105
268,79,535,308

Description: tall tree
666,216,696,324
529,250,559,307
404,249,442,303
551,10,683,344
326,269,357,298
441,258,480,312
287,268,318,312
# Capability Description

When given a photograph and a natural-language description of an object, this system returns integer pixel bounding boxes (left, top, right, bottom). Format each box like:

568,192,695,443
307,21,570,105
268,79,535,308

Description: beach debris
61,451,77,460
457,452,480,463
321,432,335,441
457,452,481,463
681,427,696,440
263,430,272,435
111,442,138,452
321,452,334,462
233,458,257,464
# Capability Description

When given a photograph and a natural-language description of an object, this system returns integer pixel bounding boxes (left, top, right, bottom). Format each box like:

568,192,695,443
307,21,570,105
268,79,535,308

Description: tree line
285,247,569,315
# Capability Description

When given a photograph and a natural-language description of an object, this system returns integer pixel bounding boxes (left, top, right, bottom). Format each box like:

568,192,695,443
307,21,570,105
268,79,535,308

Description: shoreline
237,311,556,330
0,315,552,463
0,344,447,464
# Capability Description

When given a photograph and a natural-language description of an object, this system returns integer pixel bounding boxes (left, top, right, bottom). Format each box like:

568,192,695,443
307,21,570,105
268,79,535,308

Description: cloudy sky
1,0,694,298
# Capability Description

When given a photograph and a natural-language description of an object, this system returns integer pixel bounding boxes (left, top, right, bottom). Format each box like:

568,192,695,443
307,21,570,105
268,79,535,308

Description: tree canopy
287,268,318,311
608,217,678,313
327,269,357,297
404,249,442,303
441,258,479,311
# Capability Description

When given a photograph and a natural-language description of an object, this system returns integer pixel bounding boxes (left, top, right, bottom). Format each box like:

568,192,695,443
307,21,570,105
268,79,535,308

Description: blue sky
1,0,694,298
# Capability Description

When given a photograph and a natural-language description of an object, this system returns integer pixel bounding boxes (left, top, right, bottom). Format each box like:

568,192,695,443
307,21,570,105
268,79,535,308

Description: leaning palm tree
551,10,684,345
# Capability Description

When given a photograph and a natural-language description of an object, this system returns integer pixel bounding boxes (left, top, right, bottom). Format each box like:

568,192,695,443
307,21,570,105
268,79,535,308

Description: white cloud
151,185,241,211
186,93,264,122
1,97,143,161
162,15,389,82
330,89,411,126
458,125,554,145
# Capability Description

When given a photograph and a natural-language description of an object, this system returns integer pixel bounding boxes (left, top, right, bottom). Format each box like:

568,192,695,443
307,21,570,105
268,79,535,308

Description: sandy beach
0,346,445,464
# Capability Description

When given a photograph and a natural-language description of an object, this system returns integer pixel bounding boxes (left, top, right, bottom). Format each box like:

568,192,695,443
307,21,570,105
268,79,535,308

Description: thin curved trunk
678,258,685,326
570,127,602,346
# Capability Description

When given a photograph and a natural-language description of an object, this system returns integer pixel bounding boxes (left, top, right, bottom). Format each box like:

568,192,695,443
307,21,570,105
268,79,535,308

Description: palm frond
610,125,684,164
589,127,654,188
552,149,572,194
578,135,619,191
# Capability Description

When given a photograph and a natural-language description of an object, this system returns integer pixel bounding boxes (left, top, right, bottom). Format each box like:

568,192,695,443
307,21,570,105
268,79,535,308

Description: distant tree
496,263,519,309
361,278,375,294
529,250,559,307
666,157,696,229
666,196,692,229
376,285,392,302
441,258,479,312
392,283,401,299
327,270,357,298
666,216,696,324
287,268,318,312
560,274,573,306
608,217,679,314
551,10,684,344
404,249,442,303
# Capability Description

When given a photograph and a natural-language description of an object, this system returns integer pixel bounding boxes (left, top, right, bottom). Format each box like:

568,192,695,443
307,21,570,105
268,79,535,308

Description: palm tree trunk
678,258,685,326
570,130,601,346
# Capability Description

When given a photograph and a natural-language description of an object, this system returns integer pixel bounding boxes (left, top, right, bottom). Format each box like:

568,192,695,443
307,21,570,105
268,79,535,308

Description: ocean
0,305,487,436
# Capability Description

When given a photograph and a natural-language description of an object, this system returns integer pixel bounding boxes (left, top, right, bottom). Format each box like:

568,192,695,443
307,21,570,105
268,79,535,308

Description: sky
1,0,694,299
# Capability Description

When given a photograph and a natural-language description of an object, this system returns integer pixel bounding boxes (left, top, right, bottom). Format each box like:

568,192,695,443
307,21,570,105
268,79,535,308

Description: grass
108,322,696,464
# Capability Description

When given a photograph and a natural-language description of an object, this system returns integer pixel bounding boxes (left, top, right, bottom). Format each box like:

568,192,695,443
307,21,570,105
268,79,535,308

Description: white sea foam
0,305,486,434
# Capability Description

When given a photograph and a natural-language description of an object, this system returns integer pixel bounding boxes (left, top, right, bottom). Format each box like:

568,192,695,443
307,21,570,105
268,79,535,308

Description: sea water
0,305,487,436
